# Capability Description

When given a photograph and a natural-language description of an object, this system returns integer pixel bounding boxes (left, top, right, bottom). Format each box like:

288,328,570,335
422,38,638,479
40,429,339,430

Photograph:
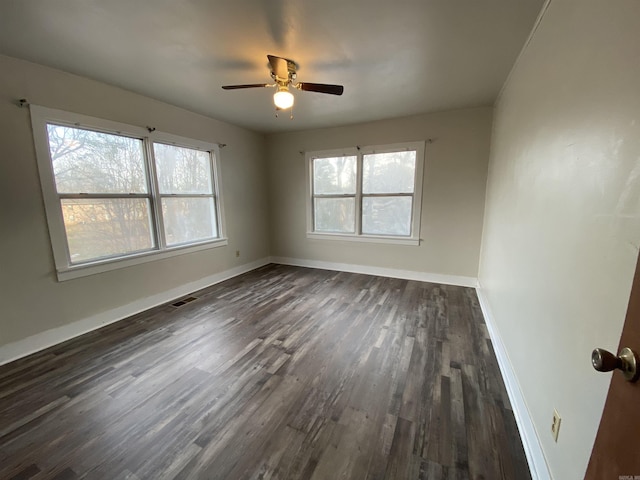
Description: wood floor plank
0,264,530,479
9,463,41,480
383,416,419,479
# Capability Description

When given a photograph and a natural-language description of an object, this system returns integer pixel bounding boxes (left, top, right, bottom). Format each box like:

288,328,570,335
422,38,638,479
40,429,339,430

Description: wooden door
584,254,640,478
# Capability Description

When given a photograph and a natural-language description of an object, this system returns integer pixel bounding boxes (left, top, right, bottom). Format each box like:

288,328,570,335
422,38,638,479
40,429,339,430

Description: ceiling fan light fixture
222,55,343,114
274,88,294,110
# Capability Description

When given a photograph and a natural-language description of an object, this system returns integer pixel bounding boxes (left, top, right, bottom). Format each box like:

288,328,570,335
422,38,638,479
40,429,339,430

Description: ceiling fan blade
221,83,270,90
267,54,295,79
298,83,344,95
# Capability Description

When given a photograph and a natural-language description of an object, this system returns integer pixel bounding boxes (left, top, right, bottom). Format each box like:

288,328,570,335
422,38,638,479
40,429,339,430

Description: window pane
363,151,416,194
154,144,213,194
162,197,217,246
61,198,154,263
314,197,355,233
47,124,147,194
362,196,413,236
313,156,357,194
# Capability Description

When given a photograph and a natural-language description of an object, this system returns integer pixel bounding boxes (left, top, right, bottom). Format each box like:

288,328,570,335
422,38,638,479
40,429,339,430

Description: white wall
266,108,492,282
478,1,640,478
0,55,270,352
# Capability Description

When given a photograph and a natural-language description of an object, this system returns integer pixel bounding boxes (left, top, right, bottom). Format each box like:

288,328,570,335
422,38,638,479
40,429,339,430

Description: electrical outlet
235,250,240,258
551,409,561,442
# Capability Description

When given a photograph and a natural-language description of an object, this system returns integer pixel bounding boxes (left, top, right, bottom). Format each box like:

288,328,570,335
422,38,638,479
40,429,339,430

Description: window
31,106,226,280
307,142,424,245
312,155,357,233
153,143,218,246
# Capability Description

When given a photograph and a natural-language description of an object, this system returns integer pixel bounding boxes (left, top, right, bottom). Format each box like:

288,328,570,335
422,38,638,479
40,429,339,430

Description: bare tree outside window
153,143,218,246
362,151,416,236
312,156,357,233
32,106,226,280
311,148,419,238
47,125,154,263
46,127,221,264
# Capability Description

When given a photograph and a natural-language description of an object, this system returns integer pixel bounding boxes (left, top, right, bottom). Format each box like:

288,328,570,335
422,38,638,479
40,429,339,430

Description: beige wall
266,108,492,280
478,1,640,478
0,55,270,348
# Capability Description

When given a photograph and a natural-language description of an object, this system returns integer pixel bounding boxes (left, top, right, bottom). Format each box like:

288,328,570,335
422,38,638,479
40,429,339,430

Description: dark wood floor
0,264,530,480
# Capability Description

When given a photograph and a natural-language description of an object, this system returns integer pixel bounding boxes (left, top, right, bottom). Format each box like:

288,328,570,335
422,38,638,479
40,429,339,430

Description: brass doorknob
591,347,640,382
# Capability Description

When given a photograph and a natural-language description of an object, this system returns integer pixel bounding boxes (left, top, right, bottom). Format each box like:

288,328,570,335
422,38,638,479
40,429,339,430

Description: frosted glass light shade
274,90,294,109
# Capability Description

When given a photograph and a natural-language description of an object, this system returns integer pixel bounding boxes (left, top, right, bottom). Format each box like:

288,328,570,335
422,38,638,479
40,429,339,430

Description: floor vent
171,296,198,307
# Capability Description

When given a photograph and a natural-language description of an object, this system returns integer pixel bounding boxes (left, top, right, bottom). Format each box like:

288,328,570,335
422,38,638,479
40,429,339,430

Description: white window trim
30,105,228,281
306,141,425,246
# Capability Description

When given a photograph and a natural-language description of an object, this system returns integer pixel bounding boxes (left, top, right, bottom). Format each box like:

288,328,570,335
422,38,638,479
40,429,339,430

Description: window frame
306,141,425,245
30,105,227,281
309,150,358,234
151,139,221,248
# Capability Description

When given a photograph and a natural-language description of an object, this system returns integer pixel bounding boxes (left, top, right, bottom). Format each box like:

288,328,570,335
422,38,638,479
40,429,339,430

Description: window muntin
32,105,226,280
308,142,424,244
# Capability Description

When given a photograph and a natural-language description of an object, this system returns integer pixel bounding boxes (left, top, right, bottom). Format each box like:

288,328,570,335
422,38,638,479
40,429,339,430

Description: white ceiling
0,0,544,133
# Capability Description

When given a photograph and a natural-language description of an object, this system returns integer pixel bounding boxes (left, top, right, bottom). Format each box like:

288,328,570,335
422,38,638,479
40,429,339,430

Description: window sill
56,238,229,281
306,232,420,246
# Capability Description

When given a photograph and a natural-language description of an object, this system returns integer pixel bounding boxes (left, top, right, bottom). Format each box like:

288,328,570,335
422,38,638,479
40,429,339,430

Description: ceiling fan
222,54,344,111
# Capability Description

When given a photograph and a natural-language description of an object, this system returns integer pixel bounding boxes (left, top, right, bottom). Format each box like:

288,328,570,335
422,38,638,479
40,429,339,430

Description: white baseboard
476,285,551,480
0,257,270,366
269,256,478,288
